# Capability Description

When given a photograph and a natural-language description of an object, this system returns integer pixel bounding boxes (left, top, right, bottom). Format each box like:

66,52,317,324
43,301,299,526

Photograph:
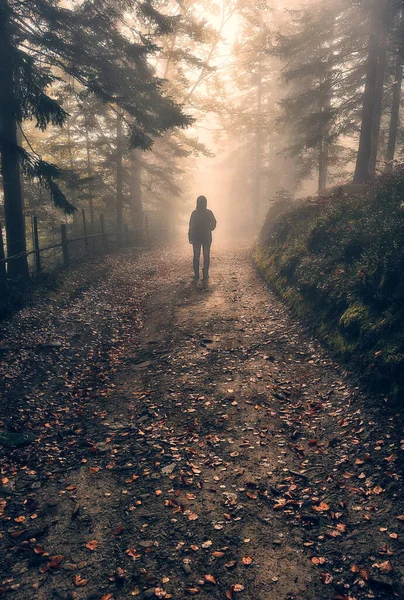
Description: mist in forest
0,0,402,276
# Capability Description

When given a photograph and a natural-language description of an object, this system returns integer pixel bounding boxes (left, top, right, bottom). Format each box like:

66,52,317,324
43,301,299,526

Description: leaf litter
0,245,403,599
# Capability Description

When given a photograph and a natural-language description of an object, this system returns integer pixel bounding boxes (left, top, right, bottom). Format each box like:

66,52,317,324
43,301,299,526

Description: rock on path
0,243,403,600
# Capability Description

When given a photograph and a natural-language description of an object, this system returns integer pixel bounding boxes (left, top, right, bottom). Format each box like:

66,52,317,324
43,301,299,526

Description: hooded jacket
188,202,217,244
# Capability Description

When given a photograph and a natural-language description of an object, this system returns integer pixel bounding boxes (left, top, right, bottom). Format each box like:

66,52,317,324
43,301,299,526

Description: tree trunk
385,50,403,171
129,150,143,230
318,137,329,191
0,0,29,279
369,48,386,175
369,5,390,175
318,77,331,192
353,2,382,183
253,53,263,223
84,111,94,228
116,115,124,239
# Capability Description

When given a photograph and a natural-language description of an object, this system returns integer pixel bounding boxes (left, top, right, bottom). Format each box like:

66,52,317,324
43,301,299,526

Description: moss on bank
255,171,404,402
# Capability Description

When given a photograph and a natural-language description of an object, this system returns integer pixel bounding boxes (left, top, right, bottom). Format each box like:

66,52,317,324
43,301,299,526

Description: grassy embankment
255,171,404,401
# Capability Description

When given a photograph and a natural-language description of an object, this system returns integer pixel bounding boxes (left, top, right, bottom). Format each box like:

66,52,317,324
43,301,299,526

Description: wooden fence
0,209,144,284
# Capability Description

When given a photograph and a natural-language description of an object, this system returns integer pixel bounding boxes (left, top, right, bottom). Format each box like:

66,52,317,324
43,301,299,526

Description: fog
1,2,404,597
1,0,400,270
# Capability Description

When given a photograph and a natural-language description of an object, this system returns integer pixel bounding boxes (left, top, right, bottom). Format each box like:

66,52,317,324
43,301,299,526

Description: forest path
1,243,403,600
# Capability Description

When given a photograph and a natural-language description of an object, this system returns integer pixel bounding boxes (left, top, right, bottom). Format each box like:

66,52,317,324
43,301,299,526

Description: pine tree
275,1,359,191
0,0,191,278
354,0,393,183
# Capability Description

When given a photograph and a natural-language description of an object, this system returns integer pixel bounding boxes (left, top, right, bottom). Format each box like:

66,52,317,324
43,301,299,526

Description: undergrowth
255,171,404,402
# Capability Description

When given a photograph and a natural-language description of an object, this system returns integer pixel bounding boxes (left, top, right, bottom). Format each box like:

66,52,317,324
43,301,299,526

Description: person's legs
202,241,211,280
193,243,201,280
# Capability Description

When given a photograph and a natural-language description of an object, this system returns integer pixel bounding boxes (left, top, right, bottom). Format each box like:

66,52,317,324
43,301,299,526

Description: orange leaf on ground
373,560,393,573
313,502,330,512
311,557,326,565
226,584,244,599
204,575,217,584
241,556,253,566
73,575,88,587
85,540,98,551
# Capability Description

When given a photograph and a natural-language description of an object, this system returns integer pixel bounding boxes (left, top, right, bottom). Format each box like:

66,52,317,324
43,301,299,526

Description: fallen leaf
241,556,253,566
373,560,393,573
320,572,333,584
85,540,98,551
246,491,257,499
114,525,125,536
313,502,330,512
14,516,25,523
226,584,244,599
73,575,88,587
204,575,217,584
311,557,326,565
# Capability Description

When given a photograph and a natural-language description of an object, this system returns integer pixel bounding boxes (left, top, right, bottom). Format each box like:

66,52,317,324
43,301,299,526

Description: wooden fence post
32,216,41,274
61,224,69,267
0,222,6,281
82,209,89,253
100,214,108,250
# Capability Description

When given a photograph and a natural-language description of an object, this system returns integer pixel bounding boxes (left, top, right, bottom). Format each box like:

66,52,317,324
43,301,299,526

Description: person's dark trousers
193,241,211,280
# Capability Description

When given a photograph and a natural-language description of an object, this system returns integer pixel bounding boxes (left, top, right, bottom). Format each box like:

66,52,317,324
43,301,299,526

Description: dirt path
1,244,403,600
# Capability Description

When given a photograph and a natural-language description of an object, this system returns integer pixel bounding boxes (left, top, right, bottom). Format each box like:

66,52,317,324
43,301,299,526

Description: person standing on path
188,195,217,283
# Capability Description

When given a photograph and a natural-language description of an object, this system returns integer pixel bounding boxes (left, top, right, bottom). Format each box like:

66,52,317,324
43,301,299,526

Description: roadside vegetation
255,170,404,401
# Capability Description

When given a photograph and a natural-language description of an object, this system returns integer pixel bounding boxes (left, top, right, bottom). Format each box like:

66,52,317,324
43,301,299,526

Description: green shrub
255,170,404,402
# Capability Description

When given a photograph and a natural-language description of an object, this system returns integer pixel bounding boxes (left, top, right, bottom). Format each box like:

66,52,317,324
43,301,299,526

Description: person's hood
196,195,207,209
